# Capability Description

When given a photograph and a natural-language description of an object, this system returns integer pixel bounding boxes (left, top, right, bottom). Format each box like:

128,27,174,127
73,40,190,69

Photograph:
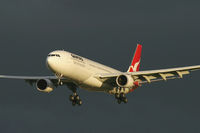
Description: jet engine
116,75,134,88
36,79,54,93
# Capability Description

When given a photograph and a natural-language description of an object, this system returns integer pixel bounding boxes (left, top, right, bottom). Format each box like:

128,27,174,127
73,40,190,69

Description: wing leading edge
0,75,57,80
0,75,69,86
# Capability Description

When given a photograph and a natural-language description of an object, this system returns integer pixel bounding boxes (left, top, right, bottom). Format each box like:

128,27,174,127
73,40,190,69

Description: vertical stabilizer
127,44,142,72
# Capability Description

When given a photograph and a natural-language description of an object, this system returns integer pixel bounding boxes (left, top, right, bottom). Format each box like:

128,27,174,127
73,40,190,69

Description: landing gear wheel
69,95,74,101
117,99,121,104
115,93,120,99
120,93,125,99
59,81,63,86
75,95,80,101
123,98,128,103
77,100,82,106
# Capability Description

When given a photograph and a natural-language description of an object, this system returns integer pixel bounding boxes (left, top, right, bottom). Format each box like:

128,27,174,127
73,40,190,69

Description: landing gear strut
55,73,63,85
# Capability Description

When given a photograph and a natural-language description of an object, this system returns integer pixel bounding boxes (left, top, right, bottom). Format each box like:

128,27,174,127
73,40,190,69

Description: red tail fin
127,44,142,72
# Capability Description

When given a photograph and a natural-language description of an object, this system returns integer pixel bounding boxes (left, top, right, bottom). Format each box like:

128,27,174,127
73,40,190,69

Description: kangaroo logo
133,60,140,72
129,60,140,72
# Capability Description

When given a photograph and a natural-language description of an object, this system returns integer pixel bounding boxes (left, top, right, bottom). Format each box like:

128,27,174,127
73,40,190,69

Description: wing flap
128,65,200,76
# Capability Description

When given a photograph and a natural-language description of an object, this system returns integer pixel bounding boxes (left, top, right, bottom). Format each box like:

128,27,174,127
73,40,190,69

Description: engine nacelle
116,75,134,88
36,79,54,93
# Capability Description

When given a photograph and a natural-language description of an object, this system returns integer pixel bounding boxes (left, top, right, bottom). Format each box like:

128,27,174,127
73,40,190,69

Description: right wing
0,75,70,86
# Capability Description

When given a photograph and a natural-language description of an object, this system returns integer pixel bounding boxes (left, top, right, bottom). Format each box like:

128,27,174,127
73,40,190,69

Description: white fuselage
46,50,128,94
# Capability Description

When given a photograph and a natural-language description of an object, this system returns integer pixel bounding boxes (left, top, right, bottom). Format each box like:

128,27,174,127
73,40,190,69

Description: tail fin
127,44,142,72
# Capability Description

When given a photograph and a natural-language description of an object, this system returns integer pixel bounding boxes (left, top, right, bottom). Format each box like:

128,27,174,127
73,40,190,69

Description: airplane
0,44,200,106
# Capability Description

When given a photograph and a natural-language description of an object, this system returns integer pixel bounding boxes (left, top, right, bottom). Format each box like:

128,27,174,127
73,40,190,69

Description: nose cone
46,57,55,71
46,50,64,72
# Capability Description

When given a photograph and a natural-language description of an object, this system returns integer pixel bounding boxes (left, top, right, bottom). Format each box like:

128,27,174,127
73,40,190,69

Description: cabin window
71,54,83,61
48,54,60,57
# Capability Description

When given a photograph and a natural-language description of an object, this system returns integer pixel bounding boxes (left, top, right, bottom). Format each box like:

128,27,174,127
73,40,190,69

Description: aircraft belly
80,77,113,92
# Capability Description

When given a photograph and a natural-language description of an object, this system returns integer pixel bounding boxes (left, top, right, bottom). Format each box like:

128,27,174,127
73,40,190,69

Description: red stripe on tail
127,44,142,72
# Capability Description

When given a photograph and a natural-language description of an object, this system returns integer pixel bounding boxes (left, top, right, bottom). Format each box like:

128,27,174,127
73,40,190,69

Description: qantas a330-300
1,44,200,106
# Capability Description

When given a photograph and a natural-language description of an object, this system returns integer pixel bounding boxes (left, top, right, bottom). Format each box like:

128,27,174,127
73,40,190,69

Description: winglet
127,44,142,72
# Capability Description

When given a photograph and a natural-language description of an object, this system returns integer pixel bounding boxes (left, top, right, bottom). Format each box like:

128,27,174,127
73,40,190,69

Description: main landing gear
55,74,82,106
114,87,128,104
67,84,83,106
69,93,82,106
115,93,128,104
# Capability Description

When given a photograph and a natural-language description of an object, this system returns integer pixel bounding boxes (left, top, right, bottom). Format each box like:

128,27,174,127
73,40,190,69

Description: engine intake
116,75,134,88
36,79,54,93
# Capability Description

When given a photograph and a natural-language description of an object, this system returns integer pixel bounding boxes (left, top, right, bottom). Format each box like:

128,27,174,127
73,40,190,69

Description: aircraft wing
0,75,66,86
0,75,57,80
98,65,200,84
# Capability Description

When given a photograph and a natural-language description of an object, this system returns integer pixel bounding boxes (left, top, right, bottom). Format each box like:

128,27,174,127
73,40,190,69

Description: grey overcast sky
0,0,200,133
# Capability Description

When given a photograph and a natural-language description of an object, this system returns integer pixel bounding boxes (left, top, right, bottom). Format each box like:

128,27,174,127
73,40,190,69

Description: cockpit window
48,54,60,57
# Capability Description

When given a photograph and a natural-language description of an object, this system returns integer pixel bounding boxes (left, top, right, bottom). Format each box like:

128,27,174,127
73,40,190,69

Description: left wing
98,65,200,84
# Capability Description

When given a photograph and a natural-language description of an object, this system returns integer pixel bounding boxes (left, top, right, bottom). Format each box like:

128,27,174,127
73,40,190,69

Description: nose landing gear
55,73,63,85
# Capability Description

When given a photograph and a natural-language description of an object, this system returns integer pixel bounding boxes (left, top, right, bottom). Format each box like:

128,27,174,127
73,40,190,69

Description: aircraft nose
46,57,54,70
46,52,62,71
